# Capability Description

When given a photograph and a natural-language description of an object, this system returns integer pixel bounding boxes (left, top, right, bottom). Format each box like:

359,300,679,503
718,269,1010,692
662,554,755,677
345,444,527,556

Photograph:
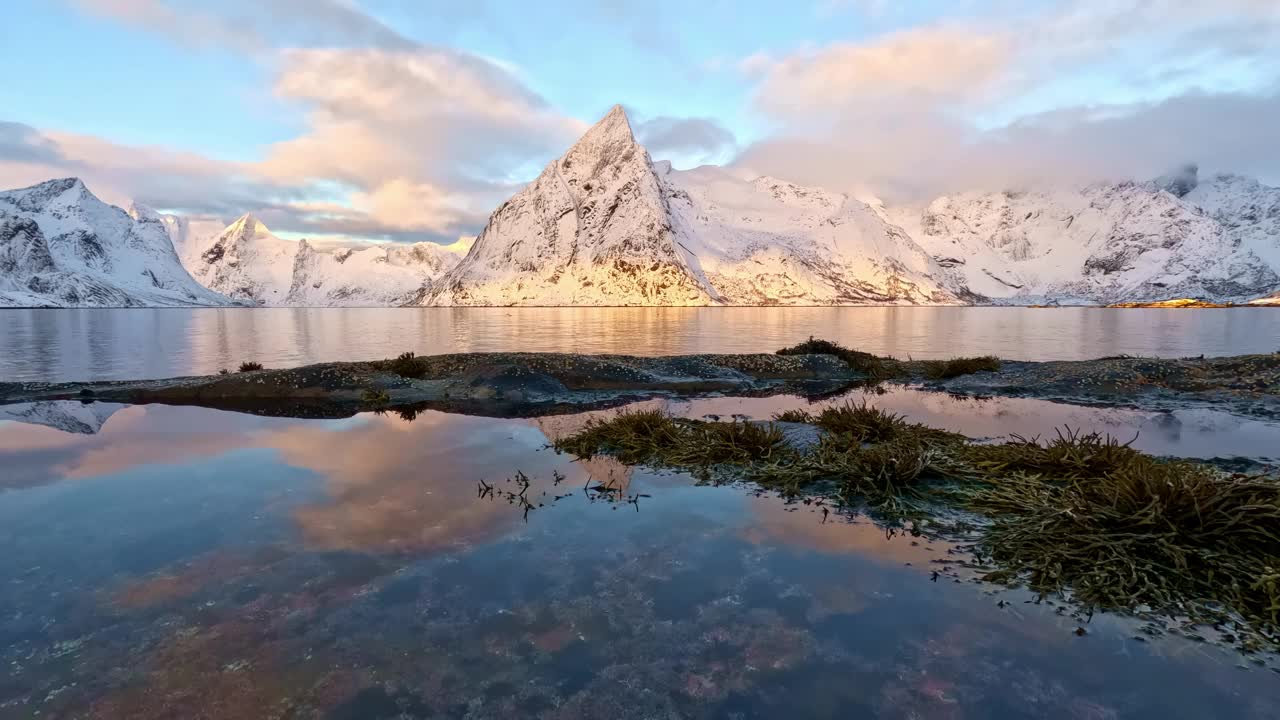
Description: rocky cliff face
0,178,233,307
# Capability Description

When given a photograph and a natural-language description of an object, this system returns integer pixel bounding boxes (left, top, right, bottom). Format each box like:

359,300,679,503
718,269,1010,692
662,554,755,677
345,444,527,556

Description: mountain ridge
3,107,1279,307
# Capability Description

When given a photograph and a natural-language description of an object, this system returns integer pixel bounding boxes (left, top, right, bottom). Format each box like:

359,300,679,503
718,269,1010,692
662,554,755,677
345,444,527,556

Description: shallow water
2,390,1278,719
2,306,1279,382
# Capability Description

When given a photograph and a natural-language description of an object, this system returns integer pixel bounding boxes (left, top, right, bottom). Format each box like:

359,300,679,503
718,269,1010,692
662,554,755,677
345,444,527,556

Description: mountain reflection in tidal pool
1,393,1278,718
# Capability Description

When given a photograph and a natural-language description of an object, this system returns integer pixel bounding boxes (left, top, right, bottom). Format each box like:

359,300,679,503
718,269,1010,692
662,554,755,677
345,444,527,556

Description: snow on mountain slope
427,105,715,306
887,179,1280,304
425,106,960,306
0,178,234,308
185,213,466,306
186,214,298,304
152,210,228,268
662,165,959,304
1184,172,1280,274
287,238,467,306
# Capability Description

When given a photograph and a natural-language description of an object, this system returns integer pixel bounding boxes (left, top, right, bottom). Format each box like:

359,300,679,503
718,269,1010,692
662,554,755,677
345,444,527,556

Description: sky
1,0,1278,245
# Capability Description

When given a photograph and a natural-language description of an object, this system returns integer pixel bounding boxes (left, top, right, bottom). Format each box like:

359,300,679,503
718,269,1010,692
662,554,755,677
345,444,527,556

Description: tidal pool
1,390,1277,719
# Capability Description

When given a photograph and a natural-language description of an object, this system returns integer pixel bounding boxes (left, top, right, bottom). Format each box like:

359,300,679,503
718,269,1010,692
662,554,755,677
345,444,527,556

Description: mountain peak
35,177,87,195
566,104,636,155
1152,163,1199,198
226,212,270,237
128,202,162,223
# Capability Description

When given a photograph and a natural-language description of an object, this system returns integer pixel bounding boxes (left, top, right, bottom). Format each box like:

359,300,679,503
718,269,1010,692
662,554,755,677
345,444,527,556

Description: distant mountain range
3,107,1278,307
168,211,471,306
0,178,231,307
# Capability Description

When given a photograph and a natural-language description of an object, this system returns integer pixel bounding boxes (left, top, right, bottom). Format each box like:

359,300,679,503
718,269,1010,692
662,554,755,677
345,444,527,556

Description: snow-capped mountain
427,105,717,305
0,178,234,308
425,106,1278,306
181,213,469,306
885,171,1280,304
156,211,227,269
424,105,959,306
4,113,1279,308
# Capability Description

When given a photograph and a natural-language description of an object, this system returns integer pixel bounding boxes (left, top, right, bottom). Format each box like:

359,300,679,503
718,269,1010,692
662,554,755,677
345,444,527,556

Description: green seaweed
554,409,788,468
772,409,814,423
920,356,1002,379
775,337,902,380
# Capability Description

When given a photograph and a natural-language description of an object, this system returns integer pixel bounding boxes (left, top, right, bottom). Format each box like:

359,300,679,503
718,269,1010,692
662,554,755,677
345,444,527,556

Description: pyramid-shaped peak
568,104,637,153
226,212,270,236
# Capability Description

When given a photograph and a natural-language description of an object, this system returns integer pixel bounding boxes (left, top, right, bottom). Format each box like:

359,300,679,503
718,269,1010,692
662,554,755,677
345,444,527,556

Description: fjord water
2,391,1279,718
2,306,1279,382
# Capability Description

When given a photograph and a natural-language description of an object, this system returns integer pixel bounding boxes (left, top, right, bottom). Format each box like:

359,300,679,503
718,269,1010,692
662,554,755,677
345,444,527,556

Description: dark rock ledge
0,350,1276,420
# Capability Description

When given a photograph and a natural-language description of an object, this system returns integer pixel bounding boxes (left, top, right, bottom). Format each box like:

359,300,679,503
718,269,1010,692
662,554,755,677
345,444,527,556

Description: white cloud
634,115,737,164
257,47,582,234
752,26,1014,118
735,0,1280,199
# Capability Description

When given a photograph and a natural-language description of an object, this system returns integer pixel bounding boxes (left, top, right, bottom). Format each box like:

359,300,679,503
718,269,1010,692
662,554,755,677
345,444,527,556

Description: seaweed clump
772,409,814,423
382,351,428,379
555,409,788,468
920,356,1002,380
776,337,900,380
751,402,964,509
237,361,264,373
961,430,1280,645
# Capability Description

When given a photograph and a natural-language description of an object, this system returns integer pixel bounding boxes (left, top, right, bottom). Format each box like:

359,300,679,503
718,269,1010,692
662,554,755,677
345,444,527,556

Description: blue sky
2,0,1277,244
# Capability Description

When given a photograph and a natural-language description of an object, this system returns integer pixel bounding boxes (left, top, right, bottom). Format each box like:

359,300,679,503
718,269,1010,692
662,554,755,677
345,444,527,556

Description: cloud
735,0,1280,199
752,25,1015,118
76,0,415,52
256,47,581,237
634,115,737,163
736,89,1280,201
0,122,302,214
262,48,577,186
0,121,66,165
12,5,585,243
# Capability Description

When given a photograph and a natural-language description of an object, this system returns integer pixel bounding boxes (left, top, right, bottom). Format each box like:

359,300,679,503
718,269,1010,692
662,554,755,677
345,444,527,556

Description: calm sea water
1,391,1278,718
1,307,1278,382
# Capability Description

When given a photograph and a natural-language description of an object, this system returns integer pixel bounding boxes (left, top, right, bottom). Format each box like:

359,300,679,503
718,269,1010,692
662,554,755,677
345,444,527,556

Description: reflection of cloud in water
742,495,952,568
0,405,310,488
280,411,635,553
0,402,651,553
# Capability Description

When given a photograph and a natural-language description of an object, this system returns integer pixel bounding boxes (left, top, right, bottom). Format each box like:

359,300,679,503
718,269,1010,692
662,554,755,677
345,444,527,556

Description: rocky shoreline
1,344,1277,420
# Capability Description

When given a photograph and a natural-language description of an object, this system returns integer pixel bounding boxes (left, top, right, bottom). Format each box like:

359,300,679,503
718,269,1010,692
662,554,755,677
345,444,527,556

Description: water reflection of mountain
0,401,124,434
